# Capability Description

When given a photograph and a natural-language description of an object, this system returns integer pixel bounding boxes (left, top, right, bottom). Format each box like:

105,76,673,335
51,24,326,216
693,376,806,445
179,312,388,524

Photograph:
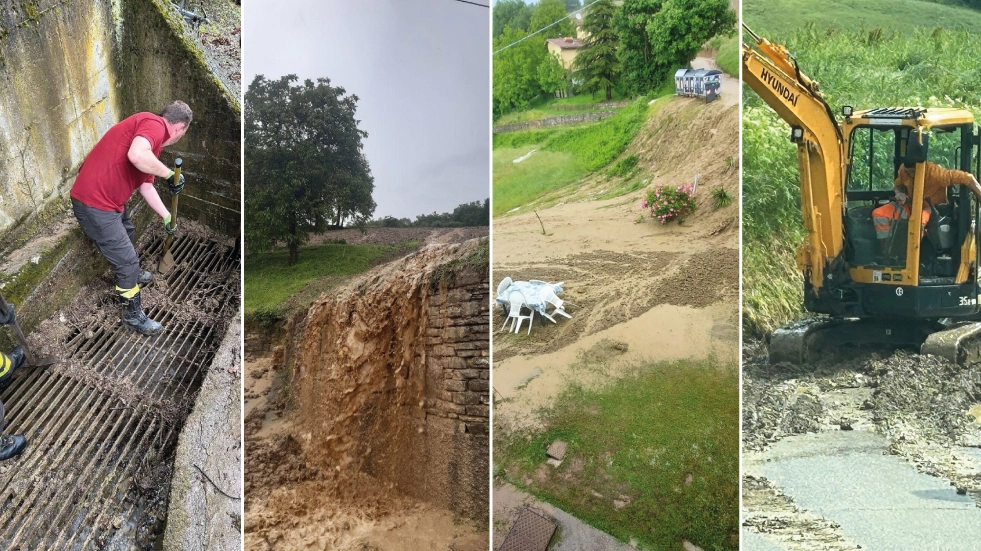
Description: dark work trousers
71,198,140,290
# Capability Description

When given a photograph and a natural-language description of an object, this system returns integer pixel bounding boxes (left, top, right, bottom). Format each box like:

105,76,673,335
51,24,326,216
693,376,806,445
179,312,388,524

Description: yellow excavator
743,25,981,364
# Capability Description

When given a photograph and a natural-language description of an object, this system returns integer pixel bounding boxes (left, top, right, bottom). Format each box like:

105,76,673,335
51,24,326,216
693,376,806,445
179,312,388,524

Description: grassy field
742,19,981,333
493,146,586,216
493,99,660,216
244,243,392,317
745,0,981,34
496,356,739,551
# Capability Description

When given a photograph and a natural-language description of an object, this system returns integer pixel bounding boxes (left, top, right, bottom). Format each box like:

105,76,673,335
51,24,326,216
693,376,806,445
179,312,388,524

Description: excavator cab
834,108,981,318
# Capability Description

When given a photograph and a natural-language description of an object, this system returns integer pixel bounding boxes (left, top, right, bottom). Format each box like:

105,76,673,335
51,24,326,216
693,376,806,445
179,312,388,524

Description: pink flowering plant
643,184,697,224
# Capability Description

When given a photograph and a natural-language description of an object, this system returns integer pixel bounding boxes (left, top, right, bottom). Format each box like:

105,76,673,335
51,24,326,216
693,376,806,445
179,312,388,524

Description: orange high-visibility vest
872,201,930,240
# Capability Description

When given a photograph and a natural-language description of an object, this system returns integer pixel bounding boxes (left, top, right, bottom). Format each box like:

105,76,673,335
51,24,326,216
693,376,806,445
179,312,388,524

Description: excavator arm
742,26,847,292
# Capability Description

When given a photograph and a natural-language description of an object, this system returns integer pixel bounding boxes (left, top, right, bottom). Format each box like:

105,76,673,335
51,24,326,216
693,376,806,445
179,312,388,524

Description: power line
492,0,603,55
452,0,489,7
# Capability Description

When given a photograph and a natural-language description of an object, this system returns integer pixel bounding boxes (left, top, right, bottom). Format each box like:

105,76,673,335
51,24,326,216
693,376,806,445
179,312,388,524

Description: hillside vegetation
493,99,657,216
742,20,981,333
745,0,981,34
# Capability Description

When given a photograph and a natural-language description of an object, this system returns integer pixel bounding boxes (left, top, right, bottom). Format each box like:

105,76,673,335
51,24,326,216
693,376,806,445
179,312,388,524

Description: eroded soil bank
245,237,490,550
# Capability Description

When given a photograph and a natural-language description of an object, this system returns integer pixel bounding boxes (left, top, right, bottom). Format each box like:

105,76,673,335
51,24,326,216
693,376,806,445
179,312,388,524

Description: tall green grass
742,25,981,334
544,100,651,171
745,0,981,35
495,358,739,550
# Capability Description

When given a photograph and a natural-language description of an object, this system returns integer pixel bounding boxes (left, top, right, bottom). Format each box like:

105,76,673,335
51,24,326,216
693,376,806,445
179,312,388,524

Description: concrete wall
289,239,490,521
0,0,119,231
163,311,242,551
493,110,617,133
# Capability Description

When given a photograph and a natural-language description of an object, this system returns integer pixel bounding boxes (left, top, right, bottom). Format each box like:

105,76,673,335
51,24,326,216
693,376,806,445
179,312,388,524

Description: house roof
545,37,581,49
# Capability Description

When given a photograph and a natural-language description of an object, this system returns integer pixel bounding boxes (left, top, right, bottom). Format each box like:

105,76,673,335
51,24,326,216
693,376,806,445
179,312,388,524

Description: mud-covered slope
247,238,489,530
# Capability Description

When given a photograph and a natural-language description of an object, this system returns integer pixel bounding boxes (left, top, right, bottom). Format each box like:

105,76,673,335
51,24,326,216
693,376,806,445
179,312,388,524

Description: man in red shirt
71,101,191,335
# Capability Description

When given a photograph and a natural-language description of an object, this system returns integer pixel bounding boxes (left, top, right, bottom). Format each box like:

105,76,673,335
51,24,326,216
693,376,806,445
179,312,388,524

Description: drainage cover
499,507,557,551
0,235,238,549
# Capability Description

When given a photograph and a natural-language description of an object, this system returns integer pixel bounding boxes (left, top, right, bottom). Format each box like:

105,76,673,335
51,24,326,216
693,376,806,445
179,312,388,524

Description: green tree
564,0,582,12
614,0,663,95
614,0,734,95
647,0,735,73
493,25,547,116
245,74,375,265
493,0,534,38
531,0,575,39
572,0,619,100
537,53,569,97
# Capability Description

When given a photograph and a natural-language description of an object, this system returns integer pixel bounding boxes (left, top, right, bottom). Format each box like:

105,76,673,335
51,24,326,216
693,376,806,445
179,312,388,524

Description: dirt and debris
493,97,740,547
742,338,981,549
176,0,243,98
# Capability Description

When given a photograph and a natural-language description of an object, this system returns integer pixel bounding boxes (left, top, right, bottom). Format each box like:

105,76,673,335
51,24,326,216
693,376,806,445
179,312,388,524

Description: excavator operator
0,302,28,462
894,160,981,205
872,183,930,254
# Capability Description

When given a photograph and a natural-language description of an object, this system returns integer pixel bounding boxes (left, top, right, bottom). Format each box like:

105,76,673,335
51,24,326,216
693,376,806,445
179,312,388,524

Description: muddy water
246,239,489,549
495,301,736,428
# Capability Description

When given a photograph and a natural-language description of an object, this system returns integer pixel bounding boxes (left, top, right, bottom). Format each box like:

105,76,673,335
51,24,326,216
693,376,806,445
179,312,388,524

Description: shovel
157,157,182,274
0,291,58,369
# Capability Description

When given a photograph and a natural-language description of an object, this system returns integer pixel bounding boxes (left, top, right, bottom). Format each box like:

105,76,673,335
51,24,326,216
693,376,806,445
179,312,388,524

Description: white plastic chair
502,290,533,334
540,287,572,320
497,276,513,316
497,277,513,299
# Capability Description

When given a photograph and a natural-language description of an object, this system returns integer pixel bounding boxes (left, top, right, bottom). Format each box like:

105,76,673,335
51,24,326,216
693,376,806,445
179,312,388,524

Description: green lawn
745,0,981,34
493,146,585,216
244,243,390,315
496,358,739,551
493,99,658,216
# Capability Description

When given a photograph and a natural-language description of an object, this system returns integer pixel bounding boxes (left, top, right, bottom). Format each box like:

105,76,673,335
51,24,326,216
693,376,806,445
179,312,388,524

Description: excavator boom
742,25,846,291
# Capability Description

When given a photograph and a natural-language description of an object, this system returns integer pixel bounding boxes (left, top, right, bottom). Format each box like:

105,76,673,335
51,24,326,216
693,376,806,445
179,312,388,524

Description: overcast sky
244,0,489,220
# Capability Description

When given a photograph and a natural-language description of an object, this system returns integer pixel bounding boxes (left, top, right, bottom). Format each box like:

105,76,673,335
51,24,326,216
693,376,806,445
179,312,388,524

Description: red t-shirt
71,113,171,212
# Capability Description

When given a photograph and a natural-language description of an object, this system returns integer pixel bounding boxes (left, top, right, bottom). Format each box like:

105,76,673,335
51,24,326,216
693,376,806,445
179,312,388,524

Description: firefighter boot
118,287,163,336
0,434,26,461
0,347,25,390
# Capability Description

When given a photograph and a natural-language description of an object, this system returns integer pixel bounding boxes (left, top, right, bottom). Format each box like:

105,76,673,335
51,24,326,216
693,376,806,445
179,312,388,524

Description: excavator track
920,322,981,365
768,317,936,365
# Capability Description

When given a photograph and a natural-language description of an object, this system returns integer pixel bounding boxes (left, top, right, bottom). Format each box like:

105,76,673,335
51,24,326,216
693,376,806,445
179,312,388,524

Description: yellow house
545,37,582,69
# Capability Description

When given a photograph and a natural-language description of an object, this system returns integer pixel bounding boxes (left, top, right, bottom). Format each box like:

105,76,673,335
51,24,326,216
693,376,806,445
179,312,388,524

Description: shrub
712,188,732,209
608,154,640,177
644,184,697,224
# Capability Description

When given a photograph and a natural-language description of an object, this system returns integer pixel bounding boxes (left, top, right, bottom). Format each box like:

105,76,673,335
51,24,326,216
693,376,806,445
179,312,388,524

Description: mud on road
742,340,981,550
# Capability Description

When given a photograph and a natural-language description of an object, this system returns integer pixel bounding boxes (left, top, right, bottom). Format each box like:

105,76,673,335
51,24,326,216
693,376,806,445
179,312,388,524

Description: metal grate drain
0,235,238,549
499,507,557,551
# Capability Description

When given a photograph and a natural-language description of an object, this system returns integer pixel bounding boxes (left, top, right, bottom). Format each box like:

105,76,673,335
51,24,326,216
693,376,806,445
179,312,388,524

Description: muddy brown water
245,239,490,550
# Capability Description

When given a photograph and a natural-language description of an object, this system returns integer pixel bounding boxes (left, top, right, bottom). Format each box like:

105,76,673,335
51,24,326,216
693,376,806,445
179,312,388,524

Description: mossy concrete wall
114,0,241,236
0,0,119,231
